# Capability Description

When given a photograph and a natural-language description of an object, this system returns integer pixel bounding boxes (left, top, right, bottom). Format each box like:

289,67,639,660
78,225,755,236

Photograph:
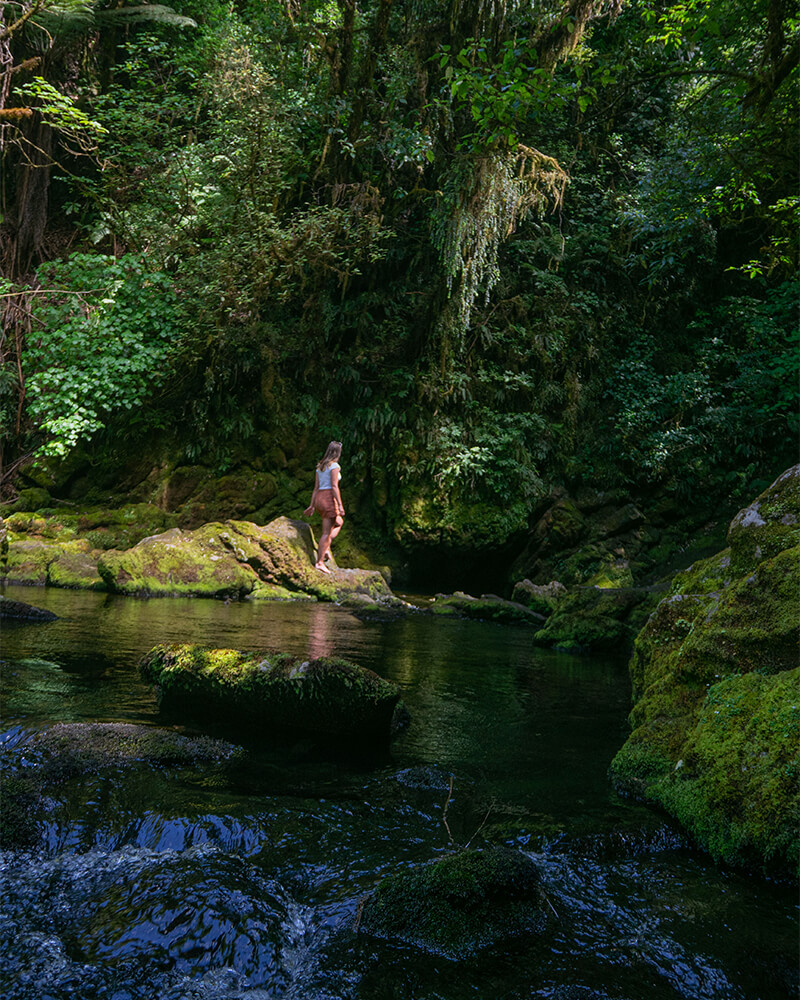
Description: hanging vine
432,143,568,340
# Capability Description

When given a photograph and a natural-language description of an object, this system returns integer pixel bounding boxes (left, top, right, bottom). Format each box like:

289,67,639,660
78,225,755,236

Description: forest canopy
0,0,797,549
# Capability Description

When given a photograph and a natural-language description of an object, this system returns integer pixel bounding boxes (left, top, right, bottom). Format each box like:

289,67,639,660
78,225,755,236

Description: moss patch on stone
139,643,409,742
360,848,547,959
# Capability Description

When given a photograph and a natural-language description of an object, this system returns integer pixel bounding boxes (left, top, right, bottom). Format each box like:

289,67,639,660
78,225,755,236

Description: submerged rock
139,643,410,742
0,723,243,848
0,594,58,622
609,465,800,877
360,848,548,959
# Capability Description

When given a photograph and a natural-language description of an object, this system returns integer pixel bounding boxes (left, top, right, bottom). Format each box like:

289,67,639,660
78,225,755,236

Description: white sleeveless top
317,462,341,491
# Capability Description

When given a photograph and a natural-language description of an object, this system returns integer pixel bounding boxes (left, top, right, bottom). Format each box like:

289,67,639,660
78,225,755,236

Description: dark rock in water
0,594,57,622
0,722,243,848
430,591,546,627
140,643,410,743
28,722,243,769
360,847,548,959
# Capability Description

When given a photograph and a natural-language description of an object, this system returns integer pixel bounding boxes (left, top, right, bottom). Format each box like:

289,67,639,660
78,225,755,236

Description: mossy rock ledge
139,644,410,742
609,465,800,877
98,516,394,603
430,592,546,627
359,848,548,959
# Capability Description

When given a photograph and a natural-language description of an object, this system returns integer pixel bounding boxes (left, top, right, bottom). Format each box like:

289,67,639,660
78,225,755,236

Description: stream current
0,584,796,1000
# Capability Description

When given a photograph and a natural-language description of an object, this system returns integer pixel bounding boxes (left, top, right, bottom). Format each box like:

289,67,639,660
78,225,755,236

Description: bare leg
315,517,333,571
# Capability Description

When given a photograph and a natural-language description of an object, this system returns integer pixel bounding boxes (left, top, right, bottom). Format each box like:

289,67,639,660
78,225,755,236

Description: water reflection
0,584,797,1000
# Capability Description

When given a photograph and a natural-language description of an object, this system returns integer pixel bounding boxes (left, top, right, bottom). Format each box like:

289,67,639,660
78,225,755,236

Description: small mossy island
360,848,548,959
610,466,800,877
139,643,409,743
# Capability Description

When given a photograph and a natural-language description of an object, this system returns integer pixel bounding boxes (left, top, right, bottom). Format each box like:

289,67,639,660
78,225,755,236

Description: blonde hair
317,440,342,471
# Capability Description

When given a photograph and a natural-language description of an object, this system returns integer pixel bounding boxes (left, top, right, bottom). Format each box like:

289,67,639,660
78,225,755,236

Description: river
0,584,796,999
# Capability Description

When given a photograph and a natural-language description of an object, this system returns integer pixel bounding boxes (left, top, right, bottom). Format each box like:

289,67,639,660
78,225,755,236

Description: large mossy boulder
533,586,662,653
99,516,393,603
139,643,409,742
360,848,547,959
609,465,800,877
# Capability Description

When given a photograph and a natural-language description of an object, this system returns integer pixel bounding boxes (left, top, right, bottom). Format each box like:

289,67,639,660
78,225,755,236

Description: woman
304,440,345,573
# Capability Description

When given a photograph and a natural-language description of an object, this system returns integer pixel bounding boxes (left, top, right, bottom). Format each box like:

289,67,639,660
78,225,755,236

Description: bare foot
314,562,331,574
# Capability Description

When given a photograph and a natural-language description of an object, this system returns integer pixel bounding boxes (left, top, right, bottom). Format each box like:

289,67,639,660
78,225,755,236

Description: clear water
0,585,797,1000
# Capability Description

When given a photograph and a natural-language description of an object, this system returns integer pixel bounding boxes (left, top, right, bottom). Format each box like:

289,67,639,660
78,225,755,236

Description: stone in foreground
139,643,409,742
360,848,547,959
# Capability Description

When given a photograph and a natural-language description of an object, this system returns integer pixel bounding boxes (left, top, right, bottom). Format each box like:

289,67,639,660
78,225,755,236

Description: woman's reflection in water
308,603,334,660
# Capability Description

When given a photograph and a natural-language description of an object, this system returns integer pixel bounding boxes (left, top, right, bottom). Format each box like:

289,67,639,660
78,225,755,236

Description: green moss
360,848,547,959
249,582,314,601
430,592,545,626
4,540,60,584
670,548,733,596
586,561,634,589
535,587,659,653
99,525,259,598
727,465,800,575
47,548,104,590
139,643,408,741
510,579,565,617
639,671,800,872
610,468,800,876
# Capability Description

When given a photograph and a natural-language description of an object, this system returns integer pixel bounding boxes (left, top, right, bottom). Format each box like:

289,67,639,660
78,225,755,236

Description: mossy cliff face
139,643,409,742
360,848,547,959
610,465,800,876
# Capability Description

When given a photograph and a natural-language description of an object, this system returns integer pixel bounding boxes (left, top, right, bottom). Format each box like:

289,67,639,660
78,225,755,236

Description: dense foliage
1,0,797,549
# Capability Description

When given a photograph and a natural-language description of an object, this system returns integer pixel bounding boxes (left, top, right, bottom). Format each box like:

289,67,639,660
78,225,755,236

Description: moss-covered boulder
430,591,546,627
727,464,800,574
0,594,58,622
533,586,662,653
139,643,409,742
610,466,800,876
360,848,547,959
99,516,394,603
511,579,567,617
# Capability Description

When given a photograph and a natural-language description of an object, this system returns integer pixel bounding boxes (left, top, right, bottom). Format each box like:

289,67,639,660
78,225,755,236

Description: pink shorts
315,491,344,519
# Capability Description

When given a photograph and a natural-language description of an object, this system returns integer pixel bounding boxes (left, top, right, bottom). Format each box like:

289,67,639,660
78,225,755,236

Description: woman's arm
330,467,345,517
303,471,320,517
